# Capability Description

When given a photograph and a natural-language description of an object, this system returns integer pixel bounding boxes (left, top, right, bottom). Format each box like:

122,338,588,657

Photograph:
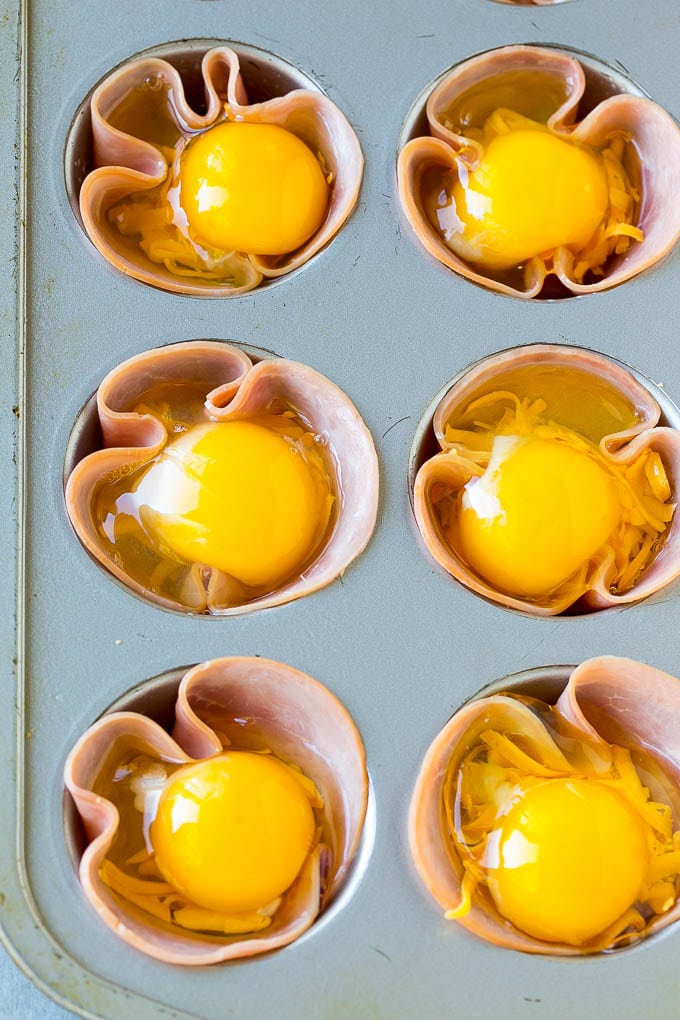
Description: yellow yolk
133,420,327,590
442,128,609,271
179,122,329,254
486,779,650,944
150,752,316,914
458,436,621,596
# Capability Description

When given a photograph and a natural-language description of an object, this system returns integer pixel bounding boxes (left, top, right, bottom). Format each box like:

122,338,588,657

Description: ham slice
65,340,379,614
412,344,680,615
64,656,368,964
409,656,680,954
398,45,680,297
80,46,363,295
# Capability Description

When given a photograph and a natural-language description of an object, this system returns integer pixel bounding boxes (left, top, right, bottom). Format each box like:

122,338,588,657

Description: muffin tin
4,0,680,1017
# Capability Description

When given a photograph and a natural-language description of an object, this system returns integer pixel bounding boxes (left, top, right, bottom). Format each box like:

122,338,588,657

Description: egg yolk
149,752,316,914
486,779,650,944
458,435,621,596
130,419,329,590
179,122,329,255
446,128,608,271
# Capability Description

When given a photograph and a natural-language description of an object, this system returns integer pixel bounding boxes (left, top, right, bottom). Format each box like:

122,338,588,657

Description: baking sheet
4,0,680,1016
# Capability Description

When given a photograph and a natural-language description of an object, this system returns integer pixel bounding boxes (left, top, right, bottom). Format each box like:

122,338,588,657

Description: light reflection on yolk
458,435,621,596
486,779,650,944
125,419,330,591
443,129,609,271
149,752,316,914
179,122,329,255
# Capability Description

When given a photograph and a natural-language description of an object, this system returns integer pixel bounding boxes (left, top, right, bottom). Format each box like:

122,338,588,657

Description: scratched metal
4,0,680,1017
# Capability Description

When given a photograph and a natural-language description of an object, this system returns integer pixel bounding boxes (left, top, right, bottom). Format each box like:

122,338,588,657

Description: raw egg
397,46,680,297
457,434,621,598
65,341,379,614
64,657,369,964
412,344,680,615
94,395,333,607
178,122,329,255
96,747,323,935
150,752,317,915
426,109,638,280
409,656,680,954
78,46,363,295
97,412,334,601
483,778,650,945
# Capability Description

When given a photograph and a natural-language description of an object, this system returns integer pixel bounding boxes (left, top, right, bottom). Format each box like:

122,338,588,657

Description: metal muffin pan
5,0,680,1016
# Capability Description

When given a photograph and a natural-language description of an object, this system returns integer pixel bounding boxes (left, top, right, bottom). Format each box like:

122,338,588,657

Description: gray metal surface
4,0,680,1017
0,946,74,1019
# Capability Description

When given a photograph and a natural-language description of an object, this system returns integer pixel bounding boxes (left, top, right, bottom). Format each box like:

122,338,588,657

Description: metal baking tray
4,0,680,1016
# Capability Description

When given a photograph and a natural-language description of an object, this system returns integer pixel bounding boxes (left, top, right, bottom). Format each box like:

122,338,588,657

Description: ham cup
409,656,680,955
64,657,369,965
78,45,364,295
65,340,379,614
397,45,680,297
412,344,680,616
